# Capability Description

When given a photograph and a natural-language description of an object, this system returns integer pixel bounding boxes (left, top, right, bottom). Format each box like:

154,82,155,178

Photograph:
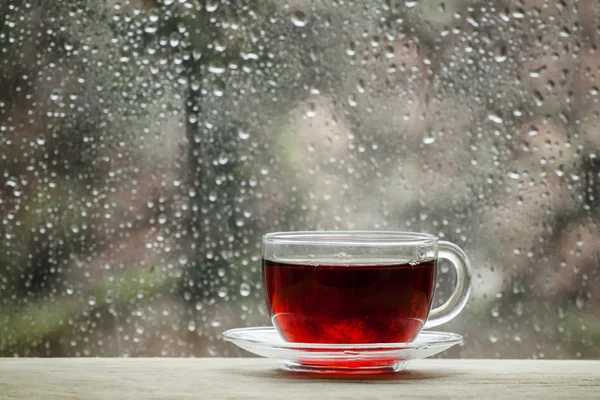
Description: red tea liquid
263,259,436,344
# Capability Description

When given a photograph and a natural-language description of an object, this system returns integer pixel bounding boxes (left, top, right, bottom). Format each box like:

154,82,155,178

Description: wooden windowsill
1,358,598,399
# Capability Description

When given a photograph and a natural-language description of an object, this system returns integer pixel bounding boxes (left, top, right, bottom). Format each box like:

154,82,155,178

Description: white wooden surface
0,358,599,399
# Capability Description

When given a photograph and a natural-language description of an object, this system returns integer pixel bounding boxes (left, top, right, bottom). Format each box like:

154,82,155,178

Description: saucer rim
222,326,463,350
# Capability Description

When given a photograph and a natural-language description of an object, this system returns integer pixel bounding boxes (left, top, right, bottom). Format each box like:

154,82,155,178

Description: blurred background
0,0,598,358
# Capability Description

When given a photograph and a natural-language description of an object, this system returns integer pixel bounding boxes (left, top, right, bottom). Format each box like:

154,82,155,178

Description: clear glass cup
262,231,472,343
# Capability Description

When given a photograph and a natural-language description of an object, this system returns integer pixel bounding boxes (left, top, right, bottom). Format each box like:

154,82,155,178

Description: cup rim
263,231,437,246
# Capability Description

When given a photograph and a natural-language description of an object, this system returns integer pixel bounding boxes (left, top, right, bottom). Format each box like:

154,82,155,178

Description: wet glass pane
1,0,598,358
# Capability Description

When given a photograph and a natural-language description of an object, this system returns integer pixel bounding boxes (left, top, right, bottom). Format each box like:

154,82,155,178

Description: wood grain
0,358,598,399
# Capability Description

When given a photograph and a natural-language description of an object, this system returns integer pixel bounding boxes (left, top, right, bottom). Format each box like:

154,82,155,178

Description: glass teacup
262,231,471,344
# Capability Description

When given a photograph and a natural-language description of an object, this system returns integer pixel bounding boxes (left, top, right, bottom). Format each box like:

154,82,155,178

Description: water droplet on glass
529,66,546,78
347,95,357,107
345,42,356,57
50,90,61,102
487,114,503,124
494,46,507,63
356,80,365,94
512,9,525,18
290,11,308,27
218,154,229,165
239,283,251,297
238,129,250,140
205,0,219,12
144,22,158,34
306,102,317,118
208,63,226,74
423,133,436,144
534,91,544,107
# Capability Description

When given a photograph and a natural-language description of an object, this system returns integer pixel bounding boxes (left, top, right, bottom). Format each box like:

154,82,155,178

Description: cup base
277,360,408,374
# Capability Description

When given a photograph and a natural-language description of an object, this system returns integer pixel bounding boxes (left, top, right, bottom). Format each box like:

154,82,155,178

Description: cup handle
423,241,472,329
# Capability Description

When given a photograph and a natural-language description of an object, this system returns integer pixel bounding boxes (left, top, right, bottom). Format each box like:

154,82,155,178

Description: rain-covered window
1,0,599,358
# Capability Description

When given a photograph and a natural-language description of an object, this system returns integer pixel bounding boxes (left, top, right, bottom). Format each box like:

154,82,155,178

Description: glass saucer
222,327,462,374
